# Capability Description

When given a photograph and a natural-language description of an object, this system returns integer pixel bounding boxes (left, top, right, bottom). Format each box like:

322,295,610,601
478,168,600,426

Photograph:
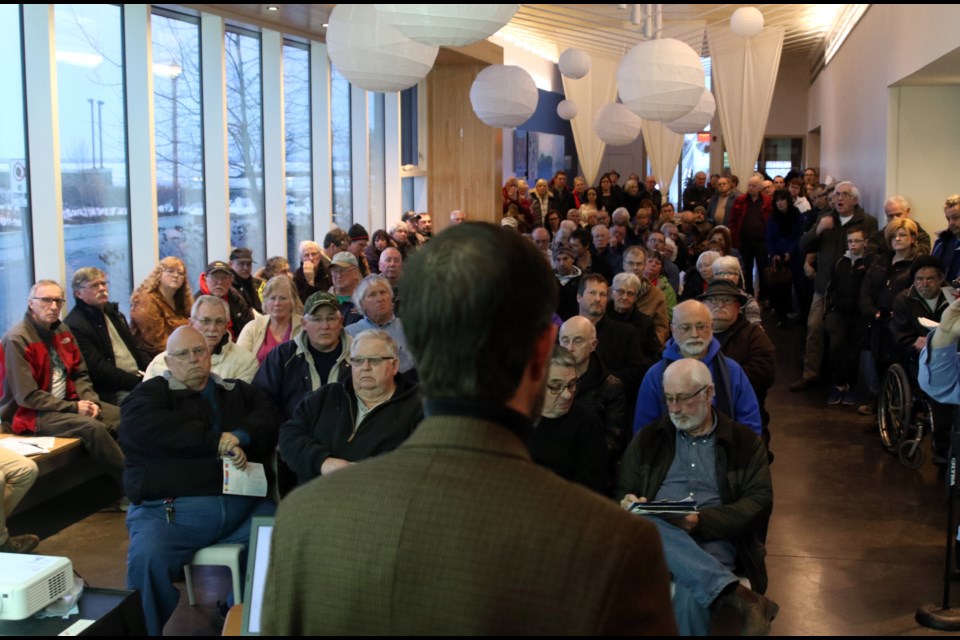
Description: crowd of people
3,165,960,635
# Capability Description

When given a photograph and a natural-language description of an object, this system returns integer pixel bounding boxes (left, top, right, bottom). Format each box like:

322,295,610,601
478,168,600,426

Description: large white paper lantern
594,103,642,146
558,48,591,79
326,4,439,93
617,38,705,122
730,7,765,38
557,100,578,120
470,65,539,128
373,4,519,47
666,90,716,134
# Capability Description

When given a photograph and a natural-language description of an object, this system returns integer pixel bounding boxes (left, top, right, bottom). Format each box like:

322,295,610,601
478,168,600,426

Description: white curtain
641,119,684,196
707,25,785,182
561,55,619,186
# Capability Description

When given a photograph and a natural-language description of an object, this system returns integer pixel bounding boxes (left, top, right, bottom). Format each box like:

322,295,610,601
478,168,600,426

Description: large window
330,64,352,230
56,4,132,314
368,92,386,224
152,10,206,285
226,28,265,260
666,57,712,208
284,41,312,260
0,5,33,333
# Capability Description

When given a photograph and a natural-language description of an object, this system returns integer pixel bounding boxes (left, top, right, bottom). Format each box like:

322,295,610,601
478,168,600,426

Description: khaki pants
0,447,39,545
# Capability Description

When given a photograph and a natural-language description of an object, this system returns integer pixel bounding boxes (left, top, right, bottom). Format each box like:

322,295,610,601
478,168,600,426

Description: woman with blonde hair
237,275,304,364
129,256,193,357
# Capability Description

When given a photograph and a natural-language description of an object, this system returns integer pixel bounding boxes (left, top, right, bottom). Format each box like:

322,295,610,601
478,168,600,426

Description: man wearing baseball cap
230,247,263,314
195,260,255,340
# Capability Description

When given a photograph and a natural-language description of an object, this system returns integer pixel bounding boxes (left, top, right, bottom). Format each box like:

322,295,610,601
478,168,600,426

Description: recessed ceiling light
267,6,279,11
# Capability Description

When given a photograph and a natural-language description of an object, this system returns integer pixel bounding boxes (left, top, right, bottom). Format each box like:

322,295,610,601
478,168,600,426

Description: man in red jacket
727,175,772,300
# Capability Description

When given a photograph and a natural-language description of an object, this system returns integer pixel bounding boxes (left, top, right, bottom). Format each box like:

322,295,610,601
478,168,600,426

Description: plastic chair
184,543,244,606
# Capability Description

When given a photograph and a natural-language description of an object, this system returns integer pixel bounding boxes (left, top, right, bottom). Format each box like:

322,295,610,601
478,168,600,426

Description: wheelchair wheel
878,364,912,453
898,439,925,469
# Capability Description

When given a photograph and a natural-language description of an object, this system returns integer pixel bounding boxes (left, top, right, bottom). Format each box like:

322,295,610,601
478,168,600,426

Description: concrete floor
7,315,959,635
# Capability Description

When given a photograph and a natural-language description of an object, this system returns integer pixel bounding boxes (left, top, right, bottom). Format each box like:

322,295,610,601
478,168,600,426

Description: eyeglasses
612,288,639,297
81,280,109,290
192,316,228,328
705,296,738,305
546,379,578,395
672,322,711,334
664,385,708,407
168,346,208,361
836,191,855,199
32,297,65,306
305,314,340,325
348,356,396,367
162,268,186,277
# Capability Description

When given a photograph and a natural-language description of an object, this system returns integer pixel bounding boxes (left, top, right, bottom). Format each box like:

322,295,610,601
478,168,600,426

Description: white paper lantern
666,90,716,134
470,65,539,128
557,100,578,120
327,4,439,93
730,7,765,38
373,4,519,47
617,38,705,122
594,103,642,146
558,48,591,79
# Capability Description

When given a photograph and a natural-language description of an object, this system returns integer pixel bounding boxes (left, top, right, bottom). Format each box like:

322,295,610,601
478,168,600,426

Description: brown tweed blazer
262,414,677,635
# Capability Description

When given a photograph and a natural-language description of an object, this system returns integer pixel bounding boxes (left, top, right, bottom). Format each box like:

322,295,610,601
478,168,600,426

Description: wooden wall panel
427,57,503,234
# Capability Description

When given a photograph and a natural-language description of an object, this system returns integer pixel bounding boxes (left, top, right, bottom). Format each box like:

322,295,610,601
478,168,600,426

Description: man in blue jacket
633,300,761,436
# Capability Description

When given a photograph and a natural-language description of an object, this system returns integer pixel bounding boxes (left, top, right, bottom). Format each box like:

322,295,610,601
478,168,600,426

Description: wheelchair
877,362,935,469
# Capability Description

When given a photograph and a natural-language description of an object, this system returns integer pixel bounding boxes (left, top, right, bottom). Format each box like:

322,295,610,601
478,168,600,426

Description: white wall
887,85,960,234
766,57,808,136
808,4,960,220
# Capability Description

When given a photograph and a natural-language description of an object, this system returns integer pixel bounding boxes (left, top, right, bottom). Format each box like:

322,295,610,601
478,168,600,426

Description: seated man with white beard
618,358,775,636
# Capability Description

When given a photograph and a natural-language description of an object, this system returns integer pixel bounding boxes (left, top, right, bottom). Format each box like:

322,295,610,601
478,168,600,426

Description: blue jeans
125,495,275,636
646,516,739,636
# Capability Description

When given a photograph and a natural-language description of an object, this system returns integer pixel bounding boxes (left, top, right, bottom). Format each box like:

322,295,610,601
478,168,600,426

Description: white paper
0,437,52,456
222,461,268,497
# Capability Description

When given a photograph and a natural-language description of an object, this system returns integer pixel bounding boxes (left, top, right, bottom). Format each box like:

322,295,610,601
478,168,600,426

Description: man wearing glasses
633,299,762,437
0,280,125,489
278,329,421,485
65,267,150,405
618,358,775,635
143,295,258,383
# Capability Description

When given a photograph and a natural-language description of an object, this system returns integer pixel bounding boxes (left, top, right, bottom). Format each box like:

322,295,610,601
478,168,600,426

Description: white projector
0,553,73,620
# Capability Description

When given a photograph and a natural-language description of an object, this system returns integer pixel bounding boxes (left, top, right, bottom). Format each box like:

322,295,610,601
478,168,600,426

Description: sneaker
841,389,856,406
789,377,817,392
0,533,40,554
827,386,845,405
858,403,876,416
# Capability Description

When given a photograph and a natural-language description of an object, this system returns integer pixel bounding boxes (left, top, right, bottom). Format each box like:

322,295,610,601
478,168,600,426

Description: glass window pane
331,64,352,230
284,41,312,261
0,5,33,333
56,4,133,315
152,11,206,285
226,29,265,260
368,92,385,224
400,85,418,167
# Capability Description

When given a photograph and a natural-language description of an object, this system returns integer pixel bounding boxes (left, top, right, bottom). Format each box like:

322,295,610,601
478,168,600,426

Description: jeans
126,495,275,635
646,516,739,636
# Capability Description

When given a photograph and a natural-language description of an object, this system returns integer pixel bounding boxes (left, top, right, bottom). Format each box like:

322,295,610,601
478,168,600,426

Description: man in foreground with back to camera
262,222,677,635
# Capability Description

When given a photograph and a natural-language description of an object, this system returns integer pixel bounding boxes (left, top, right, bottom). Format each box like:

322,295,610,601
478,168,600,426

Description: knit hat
348,224,369,242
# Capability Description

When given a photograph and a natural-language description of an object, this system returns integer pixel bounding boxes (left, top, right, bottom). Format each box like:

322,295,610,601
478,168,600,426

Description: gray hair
664,358,714,389
191,294,230,319
350,329,398,359
299,240,320,257
262,276,304,315
623,245,647,263
885,195,910,211
29,279,63,300
697,250,722,269
612,271,642,291
550,344,578,369
353,274,394,309
836,181,860,201
389,222,408,235
71,267,106,294
712,255,742,275
611,207,631,225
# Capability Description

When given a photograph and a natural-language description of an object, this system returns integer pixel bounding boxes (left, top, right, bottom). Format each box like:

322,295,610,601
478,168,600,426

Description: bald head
164,325,212,390
558,315,598,369
671,300,714,359
663,358,715,434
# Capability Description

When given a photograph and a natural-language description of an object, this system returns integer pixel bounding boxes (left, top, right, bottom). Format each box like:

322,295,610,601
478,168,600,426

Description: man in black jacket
64,267,149,404
121,325,279,636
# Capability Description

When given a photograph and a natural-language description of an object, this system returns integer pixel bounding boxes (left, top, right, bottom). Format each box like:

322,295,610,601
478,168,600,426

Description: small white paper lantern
373,4,520,47
470,65,539,128
327,4,439,93
730,7,765,38
557,99,578,120
594,103,642,146
617,38,705,122
666,90,716,134
558,48,591,79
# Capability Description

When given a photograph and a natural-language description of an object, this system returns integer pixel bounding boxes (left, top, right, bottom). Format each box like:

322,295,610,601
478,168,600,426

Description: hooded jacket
195,273,255,341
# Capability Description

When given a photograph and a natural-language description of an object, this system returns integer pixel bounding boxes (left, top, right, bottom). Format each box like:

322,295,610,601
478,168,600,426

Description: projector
0,553,73,620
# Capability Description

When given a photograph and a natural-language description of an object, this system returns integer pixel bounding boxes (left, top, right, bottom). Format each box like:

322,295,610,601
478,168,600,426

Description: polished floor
7,315,959,635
